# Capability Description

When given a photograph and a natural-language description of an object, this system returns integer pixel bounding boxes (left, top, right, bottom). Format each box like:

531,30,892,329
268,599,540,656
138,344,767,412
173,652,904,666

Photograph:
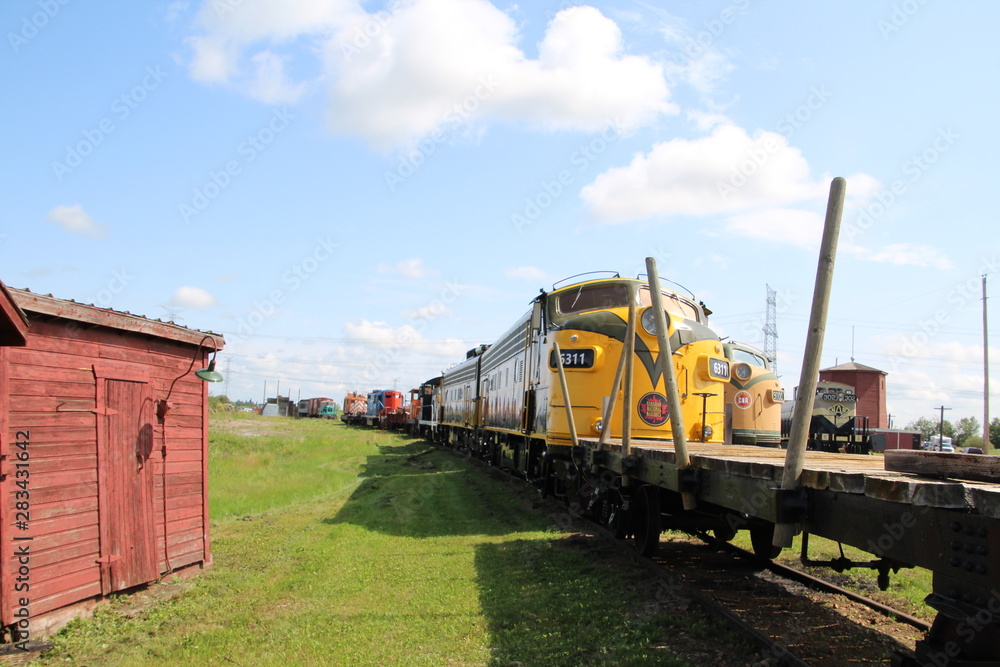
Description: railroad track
695,532,932,634
630,531,929,666
453,447,930,664
595,530,813,667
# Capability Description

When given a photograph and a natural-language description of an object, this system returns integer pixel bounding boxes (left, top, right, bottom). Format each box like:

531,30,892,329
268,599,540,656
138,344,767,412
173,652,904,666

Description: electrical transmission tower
764,284,778,376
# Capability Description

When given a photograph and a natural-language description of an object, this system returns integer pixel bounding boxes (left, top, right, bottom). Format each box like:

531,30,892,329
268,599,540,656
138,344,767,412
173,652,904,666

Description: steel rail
695,532,933,633
589,525,812,667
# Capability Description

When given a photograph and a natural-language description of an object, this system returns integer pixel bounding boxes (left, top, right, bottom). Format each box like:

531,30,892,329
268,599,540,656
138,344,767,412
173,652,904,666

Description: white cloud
344,318,465,357
402,304,452,320
398,258,436,279
186,34,241,83
723,208,823,249
851,243,955,269
247,50,307,103
379,258,437,279
580,123,826,222
578,119,888,253
168,286,217,309
46,204,108,239
185,1,674,148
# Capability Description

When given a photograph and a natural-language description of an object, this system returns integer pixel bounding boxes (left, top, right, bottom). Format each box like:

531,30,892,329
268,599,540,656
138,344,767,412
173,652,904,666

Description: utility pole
936,405,951,449
764,284,778,376
984,275,991,449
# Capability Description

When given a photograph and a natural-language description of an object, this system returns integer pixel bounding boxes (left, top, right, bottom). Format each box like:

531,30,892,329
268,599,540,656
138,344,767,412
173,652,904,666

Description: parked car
961,447,984,455
922,441,955,452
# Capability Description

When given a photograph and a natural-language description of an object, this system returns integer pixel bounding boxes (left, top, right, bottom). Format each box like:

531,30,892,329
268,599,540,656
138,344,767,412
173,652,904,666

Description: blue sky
4,0,998,429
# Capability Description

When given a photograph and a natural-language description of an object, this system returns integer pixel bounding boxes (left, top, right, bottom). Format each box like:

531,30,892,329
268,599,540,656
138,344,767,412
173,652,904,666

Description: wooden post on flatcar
597,326,629,449
773,177,846,548
553,341,579,451
621,300,637,485
645,258,695,510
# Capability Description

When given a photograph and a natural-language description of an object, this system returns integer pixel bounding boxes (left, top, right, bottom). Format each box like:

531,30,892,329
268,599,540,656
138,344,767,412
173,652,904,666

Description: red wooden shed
0,282,223,638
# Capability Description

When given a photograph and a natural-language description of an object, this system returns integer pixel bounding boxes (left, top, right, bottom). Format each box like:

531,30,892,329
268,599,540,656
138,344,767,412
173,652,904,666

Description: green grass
33,416,753,666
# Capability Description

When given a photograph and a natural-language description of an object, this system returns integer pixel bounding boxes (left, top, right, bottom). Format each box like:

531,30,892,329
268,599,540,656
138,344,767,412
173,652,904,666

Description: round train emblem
637,392,669,426
734,390,752,409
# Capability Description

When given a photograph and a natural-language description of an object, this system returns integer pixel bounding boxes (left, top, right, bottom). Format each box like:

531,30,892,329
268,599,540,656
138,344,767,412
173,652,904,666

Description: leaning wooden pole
645,257,695,510
773,177,847,548
597,330,629,451
553,341,579,451
621,300,637,485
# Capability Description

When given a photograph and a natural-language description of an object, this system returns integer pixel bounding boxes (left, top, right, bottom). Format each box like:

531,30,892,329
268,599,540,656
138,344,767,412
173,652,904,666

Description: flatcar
780,380,871,453
722,341,783,447
438,271,731,501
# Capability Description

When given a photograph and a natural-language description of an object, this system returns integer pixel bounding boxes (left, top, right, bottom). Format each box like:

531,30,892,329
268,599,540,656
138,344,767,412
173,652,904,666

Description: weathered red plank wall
2,313,213,627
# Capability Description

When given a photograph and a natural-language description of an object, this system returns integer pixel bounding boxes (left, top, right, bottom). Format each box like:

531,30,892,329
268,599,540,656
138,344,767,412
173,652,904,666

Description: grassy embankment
32,414,752,666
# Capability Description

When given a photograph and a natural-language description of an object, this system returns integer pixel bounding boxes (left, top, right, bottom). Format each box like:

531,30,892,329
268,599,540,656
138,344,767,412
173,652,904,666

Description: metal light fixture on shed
195,339,224,383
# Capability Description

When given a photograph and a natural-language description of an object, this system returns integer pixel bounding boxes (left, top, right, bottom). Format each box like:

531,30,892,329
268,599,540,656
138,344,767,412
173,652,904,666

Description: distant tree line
904,415,999,450
208,395,259,413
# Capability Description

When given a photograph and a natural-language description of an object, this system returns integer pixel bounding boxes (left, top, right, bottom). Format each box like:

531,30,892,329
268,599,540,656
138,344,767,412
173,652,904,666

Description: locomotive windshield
637,287,702,323
730,347,768,368
555,283,629,315
551,282,703,323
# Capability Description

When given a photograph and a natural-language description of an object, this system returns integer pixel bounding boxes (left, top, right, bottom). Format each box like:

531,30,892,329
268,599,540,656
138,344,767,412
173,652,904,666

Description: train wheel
713,524,737,543
749,523,782,560
630,485,661,557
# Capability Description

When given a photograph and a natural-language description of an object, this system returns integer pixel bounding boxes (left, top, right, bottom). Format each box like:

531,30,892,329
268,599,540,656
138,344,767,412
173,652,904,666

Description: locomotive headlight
734,363,752,381
640,307,668,336
702,425,714,439
593,419,604,434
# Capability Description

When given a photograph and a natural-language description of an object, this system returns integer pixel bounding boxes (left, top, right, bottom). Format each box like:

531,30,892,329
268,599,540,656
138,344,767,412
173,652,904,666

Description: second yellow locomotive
723,341,784,447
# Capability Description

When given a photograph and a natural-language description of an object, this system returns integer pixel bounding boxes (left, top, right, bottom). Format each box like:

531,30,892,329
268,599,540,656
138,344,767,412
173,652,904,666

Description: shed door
98,378,157,593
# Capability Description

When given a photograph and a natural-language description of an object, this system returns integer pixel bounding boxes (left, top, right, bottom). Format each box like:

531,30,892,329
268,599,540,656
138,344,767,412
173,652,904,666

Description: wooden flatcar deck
579,438,1000,519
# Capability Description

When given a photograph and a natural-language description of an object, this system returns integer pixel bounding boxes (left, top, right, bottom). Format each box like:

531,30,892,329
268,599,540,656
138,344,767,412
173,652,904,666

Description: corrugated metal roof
8,287,225,349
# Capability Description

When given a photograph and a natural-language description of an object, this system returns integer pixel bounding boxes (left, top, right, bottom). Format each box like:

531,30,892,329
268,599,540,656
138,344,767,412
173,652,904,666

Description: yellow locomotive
722,341,784,447
438,272,731,484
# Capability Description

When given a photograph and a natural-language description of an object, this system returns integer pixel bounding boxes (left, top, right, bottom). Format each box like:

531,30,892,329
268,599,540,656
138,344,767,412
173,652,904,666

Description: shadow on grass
474,537,699,667
323,437,546,538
